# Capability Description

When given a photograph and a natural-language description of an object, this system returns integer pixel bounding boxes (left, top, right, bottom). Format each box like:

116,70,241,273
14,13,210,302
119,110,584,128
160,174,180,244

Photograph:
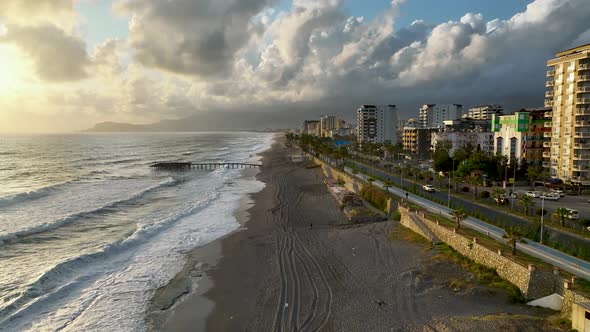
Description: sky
0,0,589,132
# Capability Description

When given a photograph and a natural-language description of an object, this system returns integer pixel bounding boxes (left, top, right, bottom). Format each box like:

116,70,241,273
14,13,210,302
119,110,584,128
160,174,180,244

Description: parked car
525,191,541,198
566,208,579,220
423,184,436,192
539,192,560,201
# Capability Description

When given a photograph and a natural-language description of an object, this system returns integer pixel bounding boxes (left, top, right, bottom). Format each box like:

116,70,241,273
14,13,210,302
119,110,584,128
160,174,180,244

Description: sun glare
0,45,31,94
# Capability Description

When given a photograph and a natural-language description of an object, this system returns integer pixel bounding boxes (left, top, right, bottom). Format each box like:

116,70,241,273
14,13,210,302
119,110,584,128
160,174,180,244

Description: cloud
0,0,77,29
1,24,89,81
114,0,275,77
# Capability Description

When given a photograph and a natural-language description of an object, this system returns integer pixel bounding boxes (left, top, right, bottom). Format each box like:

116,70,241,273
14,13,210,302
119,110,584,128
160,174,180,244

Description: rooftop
555,42,590,58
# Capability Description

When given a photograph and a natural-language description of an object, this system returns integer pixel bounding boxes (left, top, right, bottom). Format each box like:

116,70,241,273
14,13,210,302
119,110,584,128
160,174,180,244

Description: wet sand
148,138,559,332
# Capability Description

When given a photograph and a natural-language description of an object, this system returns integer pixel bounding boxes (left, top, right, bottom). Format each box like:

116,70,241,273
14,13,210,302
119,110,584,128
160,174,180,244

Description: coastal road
343,165,590,281
345,159,590,251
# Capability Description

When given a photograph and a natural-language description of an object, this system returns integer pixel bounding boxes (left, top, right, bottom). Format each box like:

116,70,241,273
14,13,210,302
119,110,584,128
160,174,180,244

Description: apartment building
356,105,398,144
463,105,503,120
320,115,340,137
302,120,321,136
432,131,494,156
419,104,463,128
491,109,551,166
545,43,590,183
402,126,437,159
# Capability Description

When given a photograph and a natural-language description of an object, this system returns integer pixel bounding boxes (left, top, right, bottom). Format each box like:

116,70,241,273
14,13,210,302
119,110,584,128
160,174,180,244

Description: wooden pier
150,162,262,170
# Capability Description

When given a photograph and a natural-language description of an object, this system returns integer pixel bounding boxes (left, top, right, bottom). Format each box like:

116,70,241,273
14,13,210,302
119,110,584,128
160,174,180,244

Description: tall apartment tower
356,105,398,144
419,104,463,128
545,43,590,183
463,105,503,120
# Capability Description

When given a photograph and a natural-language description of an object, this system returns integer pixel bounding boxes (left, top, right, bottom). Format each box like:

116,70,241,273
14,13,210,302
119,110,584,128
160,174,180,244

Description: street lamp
540,194,545,244
448,158,454,208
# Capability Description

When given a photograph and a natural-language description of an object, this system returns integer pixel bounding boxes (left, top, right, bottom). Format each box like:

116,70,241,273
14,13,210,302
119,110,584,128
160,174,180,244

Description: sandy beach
148,137,559,331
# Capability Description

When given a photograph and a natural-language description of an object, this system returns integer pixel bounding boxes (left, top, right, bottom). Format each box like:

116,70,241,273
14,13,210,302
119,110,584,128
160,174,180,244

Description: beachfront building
463,105,504,120
545,43,590,184
320,115,340,137
302,120,321,136
402,125,437,159
491,109,551,166
419,104,464,128
356,104,399,144
431,130,495,156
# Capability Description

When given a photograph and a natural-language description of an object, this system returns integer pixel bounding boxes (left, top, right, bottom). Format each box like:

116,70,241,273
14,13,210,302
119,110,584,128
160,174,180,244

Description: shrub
479,191,490,199
390,210,401,221
461,186,470,192
360,185,389,211
536,208,548,216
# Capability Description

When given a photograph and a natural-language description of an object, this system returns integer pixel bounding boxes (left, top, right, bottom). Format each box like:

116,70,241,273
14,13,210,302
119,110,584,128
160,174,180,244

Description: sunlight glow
0,45,32,95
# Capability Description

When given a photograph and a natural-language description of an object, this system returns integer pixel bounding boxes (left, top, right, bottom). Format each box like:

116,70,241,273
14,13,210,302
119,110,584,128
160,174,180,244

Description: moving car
525,191,541,198
539,192,560,201
550,188,566,197
423,184,436,192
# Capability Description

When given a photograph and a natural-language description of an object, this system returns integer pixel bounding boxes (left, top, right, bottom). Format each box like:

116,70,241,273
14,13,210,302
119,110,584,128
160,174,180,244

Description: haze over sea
0,132,273,331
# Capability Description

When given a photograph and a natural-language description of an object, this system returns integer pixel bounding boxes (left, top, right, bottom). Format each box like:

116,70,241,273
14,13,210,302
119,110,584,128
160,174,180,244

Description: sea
0,132,274,331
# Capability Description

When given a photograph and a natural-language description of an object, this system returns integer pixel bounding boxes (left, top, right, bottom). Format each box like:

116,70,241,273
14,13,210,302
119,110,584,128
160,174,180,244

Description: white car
566,208,579,220
423,184,436,192
525,191,541,198
550,189,566,197
539,192,560,201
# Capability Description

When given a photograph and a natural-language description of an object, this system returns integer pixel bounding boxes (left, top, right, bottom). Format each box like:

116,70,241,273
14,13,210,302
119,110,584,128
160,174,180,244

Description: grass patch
435,244,526,304
390,209,401,221
548,316,572,330
388,226,432,247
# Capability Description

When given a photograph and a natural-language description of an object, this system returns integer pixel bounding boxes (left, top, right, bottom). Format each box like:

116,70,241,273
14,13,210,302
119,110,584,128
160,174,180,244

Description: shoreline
147,136,277,331
151,137,559,331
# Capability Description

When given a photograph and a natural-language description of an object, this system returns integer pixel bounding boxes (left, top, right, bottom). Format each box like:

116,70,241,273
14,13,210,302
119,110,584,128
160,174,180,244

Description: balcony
543,141,551,148
579,75,590,81
544,121,552,128
573,165,590,171
576,108,590,115
546,81,555,87
545,111,553,117
543,132,552,138
574,143,590,149
545,91,554,98
579,63,590,70
547,70,555,77
575,132,590,137
576,120,590,126
543,151,551,158
574,154,590,160
578,86,590,92
544,100,554,107
577,98,590,104
542,162,551,168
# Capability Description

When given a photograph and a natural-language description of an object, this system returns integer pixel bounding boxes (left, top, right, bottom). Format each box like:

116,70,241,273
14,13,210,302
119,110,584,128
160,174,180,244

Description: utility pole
511,160,517,209
448,158,454,208
540,195,545,244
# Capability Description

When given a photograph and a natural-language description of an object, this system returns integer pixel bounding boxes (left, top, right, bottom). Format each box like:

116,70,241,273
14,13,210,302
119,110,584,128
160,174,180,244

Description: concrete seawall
399,205,562,300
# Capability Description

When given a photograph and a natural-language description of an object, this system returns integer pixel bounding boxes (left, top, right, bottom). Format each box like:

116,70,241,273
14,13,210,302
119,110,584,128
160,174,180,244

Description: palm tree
503,227,523,255
450,207,467,229
383,179,393,192
467,176,481,200
518,195,535,216
553,207,570,227
492,187,506,207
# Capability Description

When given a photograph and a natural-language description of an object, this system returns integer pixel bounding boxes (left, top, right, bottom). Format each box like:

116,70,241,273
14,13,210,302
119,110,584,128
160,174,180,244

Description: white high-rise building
356,105,398,144
419,104,463,128
463,105,503,120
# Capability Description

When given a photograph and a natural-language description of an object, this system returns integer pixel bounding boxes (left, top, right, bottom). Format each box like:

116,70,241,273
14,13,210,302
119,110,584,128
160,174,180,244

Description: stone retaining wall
312,157,361,194
562,284,590,318
399,205,560,299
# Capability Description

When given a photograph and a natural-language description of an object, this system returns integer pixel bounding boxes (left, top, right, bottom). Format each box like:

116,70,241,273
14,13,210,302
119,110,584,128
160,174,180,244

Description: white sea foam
0,132,274,331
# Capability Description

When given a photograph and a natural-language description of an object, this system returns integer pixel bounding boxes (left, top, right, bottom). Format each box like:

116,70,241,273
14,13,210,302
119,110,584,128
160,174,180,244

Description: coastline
150,136,558,332
147,136,278,331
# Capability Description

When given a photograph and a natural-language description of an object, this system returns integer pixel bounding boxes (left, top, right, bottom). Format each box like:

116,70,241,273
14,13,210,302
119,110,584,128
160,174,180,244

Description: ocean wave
0,183,68,209
0,178,179,243
0,191,218,325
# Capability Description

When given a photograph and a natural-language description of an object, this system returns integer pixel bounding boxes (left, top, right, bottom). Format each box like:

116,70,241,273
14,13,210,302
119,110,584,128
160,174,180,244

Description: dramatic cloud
2,0,590,132
0,24,89,81
114,0,276,77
